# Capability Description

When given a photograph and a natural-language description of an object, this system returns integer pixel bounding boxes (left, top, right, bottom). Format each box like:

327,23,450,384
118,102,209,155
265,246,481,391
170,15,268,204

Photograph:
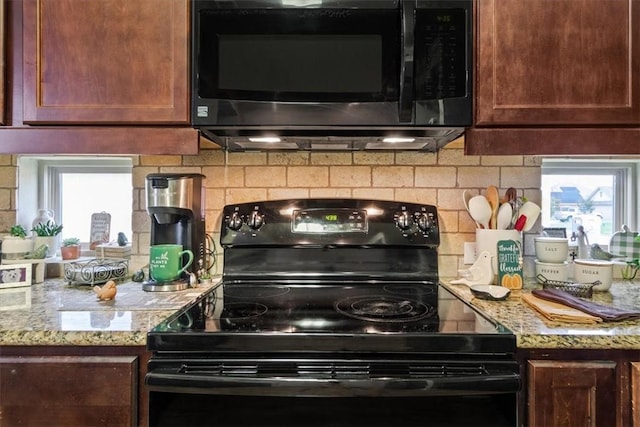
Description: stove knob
247,211,264,230
396,211,412,230
227,212,243,231
416,213,433,232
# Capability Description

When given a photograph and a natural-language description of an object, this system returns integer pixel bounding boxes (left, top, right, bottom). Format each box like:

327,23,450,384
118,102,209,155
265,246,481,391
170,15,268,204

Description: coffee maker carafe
144,173,206,291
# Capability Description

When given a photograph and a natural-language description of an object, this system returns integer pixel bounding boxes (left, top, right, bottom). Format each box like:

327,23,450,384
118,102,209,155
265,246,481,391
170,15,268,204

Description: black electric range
146,199,519,427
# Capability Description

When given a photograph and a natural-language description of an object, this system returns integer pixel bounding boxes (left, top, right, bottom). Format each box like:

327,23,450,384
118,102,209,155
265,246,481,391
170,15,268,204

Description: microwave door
193,4,403,127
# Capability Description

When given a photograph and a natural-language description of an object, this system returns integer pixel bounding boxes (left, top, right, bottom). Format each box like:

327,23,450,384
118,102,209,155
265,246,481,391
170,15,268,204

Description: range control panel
220,199,439,247
292,208,368,234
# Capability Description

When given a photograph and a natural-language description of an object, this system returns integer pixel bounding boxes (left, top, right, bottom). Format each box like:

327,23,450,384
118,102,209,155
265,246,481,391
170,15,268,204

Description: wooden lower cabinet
0,346,150,427
520,349,640,427
528,360,617,427
631,363,640,426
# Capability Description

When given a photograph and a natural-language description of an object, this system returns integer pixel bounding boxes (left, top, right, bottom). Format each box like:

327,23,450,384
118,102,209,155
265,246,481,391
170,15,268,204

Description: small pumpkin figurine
94,280,117,301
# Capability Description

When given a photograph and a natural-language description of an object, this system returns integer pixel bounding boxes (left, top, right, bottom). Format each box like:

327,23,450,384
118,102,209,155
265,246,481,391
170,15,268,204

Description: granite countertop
5,274,640,350
442,279,640,350
0,278,217,346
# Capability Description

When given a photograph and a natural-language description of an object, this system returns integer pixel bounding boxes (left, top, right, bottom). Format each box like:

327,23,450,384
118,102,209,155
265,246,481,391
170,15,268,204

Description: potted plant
10,225,28,238
198,270,213,285
1,225,34,260
60,237,81,260
31,220,63,258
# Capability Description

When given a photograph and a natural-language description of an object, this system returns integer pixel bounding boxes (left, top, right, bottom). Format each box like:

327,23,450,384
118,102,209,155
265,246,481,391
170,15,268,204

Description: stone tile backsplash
0,142,543,278
129,142,542,276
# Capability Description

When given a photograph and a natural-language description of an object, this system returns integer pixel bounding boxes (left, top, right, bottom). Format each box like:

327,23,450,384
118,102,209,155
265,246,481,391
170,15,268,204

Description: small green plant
62,237,80,247
9,225,28,238
31,220,63,237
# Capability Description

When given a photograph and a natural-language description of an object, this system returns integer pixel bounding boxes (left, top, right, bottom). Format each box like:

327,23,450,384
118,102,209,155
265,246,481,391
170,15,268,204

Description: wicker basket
536,274,600,298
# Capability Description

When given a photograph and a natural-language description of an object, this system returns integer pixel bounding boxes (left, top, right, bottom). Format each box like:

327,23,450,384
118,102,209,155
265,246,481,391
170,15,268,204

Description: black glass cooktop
148,282,515,354
156,281,440,334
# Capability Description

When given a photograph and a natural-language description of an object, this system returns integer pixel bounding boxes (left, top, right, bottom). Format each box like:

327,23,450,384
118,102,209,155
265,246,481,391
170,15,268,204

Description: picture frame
542,227,568,238
0,263,32,289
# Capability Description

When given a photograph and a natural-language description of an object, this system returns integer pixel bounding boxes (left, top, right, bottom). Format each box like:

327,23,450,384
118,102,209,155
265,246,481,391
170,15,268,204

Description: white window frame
541,159,638,234
17,156,133,243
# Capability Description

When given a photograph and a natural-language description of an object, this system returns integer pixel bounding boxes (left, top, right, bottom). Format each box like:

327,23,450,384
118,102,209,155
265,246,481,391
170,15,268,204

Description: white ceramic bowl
470,285,510,301
574,259,613,291
535,260,569,283
534,237,569,263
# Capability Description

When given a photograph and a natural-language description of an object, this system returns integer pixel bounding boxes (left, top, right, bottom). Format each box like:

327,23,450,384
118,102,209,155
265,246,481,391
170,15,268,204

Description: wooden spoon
485,185,500,229
501,187,517,204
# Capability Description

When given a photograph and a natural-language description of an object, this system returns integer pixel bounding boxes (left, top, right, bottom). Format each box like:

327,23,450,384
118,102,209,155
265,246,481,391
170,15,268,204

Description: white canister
574,259,613,291
0,236,34,260
475,229,522,284
535,260,569,283
534,237,569,263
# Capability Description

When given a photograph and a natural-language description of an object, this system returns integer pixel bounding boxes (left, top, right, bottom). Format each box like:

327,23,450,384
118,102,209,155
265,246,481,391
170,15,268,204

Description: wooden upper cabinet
476,0,640,126
22,0,189,124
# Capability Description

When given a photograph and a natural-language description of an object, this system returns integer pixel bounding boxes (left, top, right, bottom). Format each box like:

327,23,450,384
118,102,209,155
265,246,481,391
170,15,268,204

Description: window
17,157,133,246
541,159,638,246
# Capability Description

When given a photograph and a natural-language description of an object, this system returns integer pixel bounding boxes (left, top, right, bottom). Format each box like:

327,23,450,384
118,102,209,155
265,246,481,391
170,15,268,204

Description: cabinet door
22,0,189,124
476,0,640,126
528,360,617,427
0,0,5,125
0,355,138,426
632,362,640,426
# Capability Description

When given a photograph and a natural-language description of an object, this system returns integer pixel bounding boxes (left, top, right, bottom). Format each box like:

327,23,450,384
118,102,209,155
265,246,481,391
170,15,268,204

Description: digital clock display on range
292,209,367,233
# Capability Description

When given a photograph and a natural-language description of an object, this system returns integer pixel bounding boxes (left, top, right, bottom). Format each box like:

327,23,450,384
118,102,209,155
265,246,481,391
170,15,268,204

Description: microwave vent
199,128,465,152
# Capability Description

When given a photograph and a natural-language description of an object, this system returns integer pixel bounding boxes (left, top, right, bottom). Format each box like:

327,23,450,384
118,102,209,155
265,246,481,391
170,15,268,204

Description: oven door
147,357,520,426
150,394,517,427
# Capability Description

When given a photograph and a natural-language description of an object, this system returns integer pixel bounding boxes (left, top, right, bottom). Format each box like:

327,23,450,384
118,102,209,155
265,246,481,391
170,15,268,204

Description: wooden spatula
485,185,500,229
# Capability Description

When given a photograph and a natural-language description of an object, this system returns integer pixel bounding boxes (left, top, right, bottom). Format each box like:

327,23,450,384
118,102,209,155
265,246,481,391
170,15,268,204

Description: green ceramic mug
149,244,194,282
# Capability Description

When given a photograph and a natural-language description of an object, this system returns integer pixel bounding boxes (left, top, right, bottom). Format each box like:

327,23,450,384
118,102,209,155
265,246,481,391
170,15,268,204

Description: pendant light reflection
281,0,322,5
248,137,282,144
382,137,416,144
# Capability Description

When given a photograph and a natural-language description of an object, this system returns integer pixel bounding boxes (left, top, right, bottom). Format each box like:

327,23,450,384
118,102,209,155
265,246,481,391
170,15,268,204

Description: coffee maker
144,173,206,291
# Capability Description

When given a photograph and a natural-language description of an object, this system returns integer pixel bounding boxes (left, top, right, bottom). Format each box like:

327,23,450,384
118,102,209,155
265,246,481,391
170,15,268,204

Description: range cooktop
148,282,514,354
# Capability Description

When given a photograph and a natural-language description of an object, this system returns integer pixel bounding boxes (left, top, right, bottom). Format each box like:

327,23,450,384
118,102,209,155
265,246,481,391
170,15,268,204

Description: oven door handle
146,372,520,397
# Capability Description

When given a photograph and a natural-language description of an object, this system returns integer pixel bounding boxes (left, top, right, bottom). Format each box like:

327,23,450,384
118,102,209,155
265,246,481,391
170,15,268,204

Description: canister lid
534,259,568,266
534,237,568,243
574,259,612,266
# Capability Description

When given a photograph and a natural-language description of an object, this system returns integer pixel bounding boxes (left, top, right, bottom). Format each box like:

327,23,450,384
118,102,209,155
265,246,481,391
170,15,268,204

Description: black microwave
192,0,472,137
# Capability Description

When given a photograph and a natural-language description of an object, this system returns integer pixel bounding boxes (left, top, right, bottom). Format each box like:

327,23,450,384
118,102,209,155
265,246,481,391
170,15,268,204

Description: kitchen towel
521,293,602,324
531,289,640,322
